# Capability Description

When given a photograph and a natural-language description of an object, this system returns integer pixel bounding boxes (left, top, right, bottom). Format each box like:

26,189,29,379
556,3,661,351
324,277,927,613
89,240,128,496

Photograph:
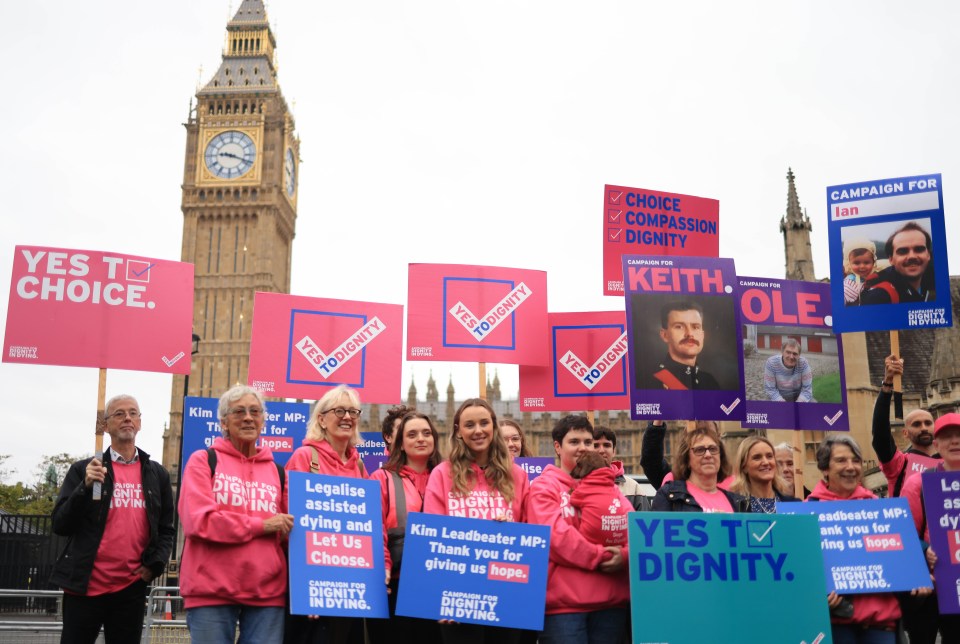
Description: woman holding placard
651,425,747,512
807,434,913,644
424,398,531,644
367,411,443,644
730,436,798,512
179,385,293,644
285,385,367,644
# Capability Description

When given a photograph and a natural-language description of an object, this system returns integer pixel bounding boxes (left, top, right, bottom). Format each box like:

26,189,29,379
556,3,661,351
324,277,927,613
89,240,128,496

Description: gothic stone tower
163,0,300,475
780,168,815,281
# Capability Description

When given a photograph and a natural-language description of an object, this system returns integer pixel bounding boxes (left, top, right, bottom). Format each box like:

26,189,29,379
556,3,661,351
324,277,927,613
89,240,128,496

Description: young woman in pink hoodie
367,411,443,644
285,385,367,644
424,398,531,644
179,385,293,644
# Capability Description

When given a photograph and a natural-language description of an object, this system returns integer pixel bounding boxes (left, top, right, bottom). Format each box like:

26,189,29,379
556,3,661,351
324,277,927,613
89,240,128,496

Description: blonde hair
447,399,515,502
305,385,361,446
842,238,877,276
730,436,789,497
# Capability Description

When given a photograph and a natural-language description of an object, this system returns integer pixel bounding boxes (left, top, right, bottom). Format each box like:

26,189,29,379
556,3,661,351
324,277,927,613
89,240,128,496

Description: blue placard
287,472,388,618
629,512,831,644
780,498,930,594
827,173,952,332
180,396,309,481
514,457,553,482
357,432,387,458
395,512,550,631
622,255,747,421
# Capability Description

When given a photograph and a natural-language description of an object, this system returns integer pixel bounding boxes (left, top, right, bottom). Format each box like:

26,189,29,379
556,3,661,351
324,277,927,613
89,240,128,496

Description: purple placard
622,255,745,421
736,278,848,431
514,457,553,482
921,470,960,614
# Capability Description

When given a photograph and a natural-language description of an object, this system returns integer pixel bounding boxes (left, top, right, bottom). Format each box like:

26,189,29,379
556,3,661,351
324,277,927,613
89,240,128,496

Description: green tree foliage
0,452,88,515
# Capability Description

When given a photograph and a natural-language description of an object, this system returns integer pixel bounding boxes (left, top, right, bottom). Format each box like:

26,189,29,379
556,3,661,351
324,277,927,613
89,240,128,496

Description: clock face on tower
204,130,257,179
284,148,296,196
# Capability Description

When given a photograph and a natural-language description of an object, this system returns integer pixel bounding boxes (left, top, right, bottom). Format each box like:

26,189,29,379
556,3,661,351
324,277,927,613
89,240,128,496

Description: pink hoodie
286,438,367,478
179,438,288,609
807,480,901,629
371,465,431,572
569,467,628,547
424,461,529,522
524,464,630,614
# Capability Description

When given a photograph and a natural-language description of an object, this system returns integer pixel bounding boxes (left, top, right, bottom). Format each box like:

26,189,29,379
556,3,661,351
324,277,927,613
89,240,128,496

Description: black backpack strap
390,471,409,530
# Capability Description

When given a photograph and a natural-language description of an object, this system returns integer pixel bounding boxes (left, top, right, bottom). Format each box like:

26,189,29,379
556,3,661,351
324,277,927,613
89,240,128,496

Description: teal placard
629,512,832,644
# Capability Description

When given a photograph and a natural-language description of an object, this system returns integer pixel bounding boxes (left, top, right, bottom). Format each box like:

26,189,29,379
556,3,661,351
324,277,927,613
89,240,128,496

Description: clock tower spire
163,0,300,476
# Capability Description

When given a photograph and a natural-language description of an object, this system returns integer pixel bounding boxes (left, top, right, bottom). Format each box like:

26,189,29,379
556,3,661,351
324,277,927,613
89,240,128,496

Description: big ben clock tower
163,0,300,476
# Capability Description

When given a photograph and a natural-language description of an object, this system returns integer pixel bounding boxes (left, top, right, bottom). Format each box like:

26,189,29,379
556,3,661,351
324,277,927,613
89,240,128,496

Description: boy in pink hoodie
524,415,630,644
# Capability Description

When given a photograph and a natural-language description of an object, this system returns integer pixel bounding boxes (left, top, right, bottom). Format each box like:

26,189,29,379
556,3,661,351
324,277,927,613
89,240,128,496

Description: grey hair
815,434,862,472
773,442,794,454
217,385,267,436
105,394,139,415
782,338,801,352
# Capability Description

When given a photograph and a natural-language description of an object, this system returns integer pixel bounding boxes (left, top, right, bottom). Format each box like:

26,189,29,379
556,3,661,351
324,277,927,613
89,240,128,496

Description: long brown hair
448,399,515,501
383,411,442,473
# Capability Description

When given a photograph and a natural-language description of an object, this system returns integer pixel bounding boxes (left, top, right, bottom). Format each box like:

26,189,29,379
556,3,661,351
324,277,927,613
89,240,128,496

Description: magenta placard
3,246,194,374
406,264,548,364
519,311,630,411
248,292,403,403
603,184,719,296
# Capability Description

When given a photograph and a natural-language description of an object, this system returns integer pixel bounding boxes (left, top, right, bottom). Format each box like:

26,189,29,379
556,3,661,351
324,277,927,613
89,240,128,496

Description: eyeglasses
505,436,522,443
109,410,141,420
691,445,720,456
325,407,361,419
228,407,263,419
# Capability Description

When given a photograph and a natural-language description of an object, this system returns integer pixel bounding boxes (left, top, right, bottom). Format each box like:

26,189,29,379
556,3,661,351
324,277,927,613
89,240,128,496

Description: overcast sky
1,1,958,481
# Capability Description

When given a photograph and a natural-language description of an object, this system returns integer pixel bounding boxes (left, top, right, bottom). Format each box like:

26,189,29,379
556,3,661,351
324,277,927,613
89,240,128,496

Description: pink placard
602,184,719,296
519,311,630,411
248,292,403,403
3,246,194,374
406,264,548,365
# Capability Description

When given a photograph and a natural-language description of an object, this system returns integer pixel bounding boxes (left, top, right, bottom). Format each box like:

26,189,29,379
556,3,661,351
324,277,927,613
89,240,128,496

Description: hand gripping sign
736,277,849,431
3,246,194,373
248,292,403,403
519,311,631,411
406,264,548,364
602,184,719,296
827,173,952,332
622,255,746,421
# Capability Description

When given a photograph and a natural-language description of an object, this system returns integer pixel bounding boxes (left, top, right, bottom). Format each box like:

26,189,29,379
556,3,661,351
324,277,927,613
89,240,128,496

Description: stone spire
406,376,417,408
426,370,439,403
779,168,816,282
200,0,278,95
446,375,456,426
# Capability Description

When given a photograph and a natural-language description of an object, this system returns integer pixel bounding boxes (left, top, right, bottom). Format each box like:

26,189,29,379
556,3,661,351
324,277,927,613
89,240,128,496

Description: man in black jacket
51,394,175,644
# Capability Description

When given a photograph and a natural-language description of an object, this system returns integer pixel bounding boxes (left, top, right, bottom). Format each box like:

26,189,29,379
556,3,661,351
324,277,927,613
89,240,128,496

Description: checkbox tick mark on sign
608,192,622,205
720,397,741,415
607,228,622,242
750,521,776,545
824,410,843,426
132,263,155,278
607,210,621,223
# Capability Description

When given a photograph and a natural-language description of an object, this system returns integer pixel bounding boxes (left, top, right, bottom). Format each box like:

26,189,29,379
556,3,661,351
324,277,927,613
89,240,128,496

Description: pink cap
934,413,960,437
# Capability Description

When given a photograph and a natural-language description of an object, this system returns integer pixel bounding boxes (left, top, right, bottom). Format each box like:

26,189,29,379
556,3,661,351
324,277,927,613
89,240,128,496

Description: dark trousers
61,579,147,644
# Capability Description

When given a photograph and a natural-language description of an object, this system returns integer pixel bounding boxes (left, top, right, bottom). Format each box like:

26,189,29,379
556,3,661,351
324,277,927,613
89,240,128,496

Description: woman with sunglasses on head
367,411,443,644
651,425,748,513
284,385,367,644
424,398,531,644
179,385,293,644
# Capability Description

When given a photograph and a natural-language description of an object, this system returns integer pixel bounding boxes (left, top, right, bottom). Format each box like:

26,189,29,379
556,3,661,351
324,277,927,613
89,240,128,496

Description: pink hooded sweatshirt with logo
525,464,630,614
807,480,901,629
179,437,287,609
424,461,529,522
569,467,629,547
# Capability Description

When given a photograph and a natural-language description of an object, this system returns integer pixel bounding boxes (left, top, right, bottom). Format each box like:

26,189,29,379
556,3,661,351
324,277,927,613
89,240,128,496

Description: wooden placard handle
93,368,106,501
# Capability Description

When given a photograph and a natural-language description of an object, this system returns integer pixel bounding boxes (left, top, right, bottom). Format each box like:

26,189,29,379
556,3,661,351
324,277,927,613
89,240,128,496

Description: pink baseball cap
934,413,960,437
